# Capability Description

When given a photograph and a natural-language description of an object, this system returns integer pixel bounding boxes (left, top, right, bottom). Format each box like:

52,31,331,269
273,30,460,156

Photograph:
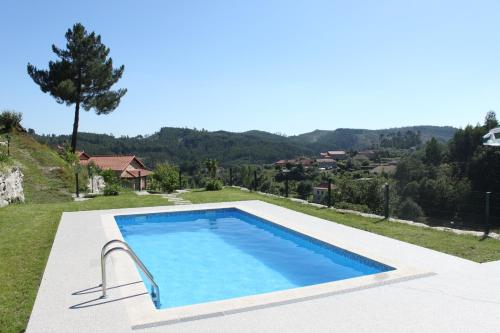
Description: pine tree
27,23,126,197
484,110,499,131
27,23,126,153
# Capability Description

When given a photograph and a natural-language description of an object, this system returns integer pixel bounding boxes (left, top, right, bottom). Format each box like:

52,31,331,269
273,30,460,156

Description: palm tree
204,159,218,178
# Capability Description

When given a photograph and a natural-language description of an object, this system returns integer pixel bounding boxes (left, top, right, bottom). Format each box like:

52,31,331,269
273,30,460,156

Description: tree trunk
71,101,81,198
70,100,80,154
72,72,82,197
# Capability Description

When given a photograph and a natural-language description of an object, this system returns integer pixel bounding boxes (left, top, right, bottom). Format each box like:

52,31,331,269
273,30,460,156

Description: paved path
135,190,192,205
162,192,192,205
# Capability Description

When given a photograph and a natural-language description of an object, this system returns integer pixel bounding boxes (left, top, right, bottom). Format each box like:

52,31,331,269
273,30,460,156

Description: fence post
178,170,182,190
229,168,233,186
384,183,389,219
89,165,94,193
254,170,258,191
485,192,491,235
138,170,142,191
327,179,332,208
75,173,79,198
285,173,289,198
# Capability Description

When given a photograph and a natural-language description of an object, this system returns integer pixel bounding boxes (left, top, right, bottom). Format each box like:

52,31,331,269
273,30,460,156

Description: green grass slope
1,131,74,203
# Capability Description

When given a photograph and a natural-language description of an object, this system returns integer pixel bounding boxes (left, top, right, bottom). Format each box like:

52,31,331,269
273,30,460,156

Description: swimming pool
115,208,394,309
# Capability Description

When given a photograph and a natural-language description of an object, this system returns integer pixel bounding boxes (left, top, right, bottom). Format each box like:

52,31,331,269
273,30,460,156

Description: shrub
258,180,272,193
398,198,426,222
151,163,178,193
0,111,23,131
58,145,78,164
100,169,120,195
205,179,223,191
296,181,312,200
100,169,119,184
334,201,372,213
103,183,120,196
0,152,9,164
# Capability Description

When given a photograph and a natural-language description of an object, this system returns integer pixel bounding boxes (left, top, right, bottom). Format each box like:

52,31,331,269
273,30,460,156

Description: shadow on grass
479,234,490,242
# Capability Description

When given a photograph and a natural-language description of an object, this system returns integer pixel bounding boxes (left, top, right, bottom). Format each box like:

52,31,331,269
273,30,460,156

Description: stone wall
0,167,25,207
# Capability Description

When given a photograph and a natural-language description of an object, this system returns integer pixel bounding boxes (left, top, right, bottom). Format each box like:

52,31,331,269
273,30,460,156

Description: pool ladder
100,239,161,308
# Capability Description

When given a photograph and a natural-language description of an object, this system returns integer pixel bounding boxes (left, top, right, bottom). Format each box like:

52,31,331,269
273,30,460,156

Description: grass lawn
0,192,170,333
2,187,500,333
181,188,500,263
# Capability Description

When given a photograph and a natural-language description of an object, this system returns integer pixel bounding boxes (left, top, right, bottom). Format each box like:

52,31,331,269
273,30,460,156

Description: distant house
312,182,337,203
316,158,336,169
79,152,151,190
274,159,288,168
327,151,347,160
320,150,347,160
274,157,314,168
295,157,314,167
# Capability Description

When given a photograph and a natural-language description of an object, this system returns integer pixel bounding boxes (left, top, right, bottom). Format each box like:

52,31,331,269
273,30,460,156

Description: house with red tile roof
312,182,337,203
78,152,151,190
274,159,288,168
274,157,314,169
319,150,347,160
326,150,347,160
316,158,336,169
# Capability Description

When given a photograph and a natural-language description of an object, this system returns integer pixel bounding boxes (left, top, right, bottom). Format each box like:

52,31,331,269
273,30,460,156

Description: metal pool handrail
100,239,160,307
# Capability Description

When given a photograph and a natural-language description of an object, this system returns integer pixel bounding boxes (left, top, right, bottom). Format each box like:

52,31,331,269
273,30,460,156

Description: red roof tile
80,155,147,172
86,155,136,171
122,169,152,178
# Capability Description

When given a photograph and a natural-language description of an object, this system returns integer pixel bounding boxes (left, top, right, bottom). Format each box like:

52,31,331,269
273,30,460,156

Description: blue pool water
115,208,393,309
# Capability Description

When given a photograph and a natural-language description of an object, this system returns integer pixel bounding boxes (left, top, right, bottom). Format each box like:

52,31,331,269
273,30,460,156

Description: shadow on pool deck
70,281,146,309
71,281,143,296
70,292,148,309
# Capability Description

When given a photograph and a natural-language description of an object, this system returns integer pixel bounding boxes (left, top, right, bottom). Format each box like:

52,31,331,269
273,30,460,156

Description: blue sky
1,0,500,136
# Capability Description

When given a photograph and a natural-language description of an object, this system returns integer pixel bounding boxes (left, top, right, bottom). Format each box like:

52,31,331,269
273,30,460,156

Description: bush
296,181,312,200
151,163,178,193
0,111,23,131
334,201,372,213
0,152,9,164
205,179,223,191
398,198,426,222
103,183,120,196
100,169,119,184
100,169,120,195
58,144,78,164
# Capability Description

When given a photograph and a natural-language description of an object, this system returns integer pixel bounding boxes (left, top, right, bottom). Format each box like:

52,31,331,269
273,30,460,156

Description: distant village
273,149,400,203
274,149,398,174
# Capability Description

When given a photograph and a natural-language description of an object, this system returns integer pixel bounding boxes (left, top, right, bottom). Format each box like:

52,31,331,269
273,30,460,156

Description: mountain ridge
35,125,457,167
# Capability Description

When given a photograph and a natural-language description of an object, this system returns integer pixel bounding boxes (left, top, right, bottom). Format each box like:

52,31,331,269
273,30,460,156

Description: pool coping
100,201,433,329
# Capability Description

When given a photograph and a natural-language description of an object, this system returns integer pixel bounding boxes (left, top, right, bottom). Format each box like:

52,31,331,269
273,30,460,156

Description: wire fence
181,167,498,234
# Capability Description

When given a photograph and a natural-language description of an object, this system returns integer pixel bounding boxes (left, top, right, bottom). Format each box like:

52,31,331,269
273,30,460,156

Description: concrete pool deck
27,200,500,332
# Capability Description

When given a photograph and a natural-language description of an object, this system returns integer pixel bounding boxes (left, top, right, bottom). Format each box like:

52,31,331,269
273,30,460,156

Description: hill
291,126,457,151
36,127,314,167
1,131,74,203
35,125,457,167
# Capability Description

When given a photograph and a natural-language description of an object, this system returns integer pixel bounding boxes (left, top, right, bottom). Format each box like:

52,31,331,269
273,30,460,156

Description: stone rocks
87,175,105,194
0,167,25,207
